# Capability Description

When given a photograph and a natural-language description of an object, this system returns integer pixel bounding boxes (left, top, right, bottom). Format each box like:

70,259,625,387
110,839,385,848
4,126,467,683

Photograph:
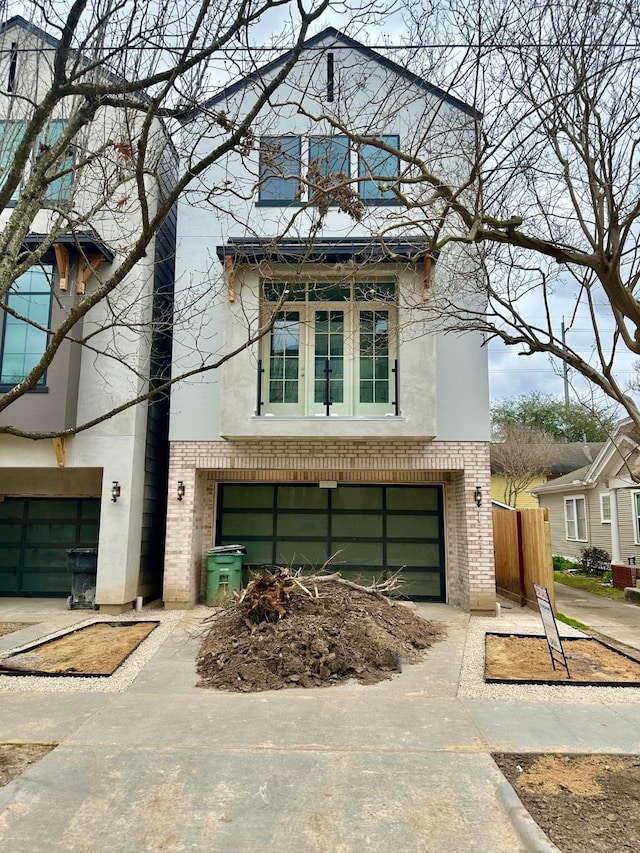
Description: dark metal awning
23,231,115,263
215,237,437,266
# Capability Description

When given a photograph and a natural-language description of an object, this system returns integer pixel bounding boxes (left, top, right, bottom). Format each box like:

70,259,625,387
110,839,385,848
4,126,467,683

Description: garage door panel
277,514,329,537
332,487,382,510
26,523,77,544
401,571,443,598
275,540,327,566
222,513,274,538
332,541,384,565
332,514,383,537
21,570,69,594
387,542,441,567
0,523,22,544
386,487,439,511
387,515,439,539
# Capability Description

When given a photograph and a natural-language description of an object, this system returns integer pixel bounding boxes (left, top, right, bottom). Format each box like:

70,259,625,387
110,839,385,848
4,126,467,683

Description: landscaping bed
485,634,640,685
0,622,158,677
0,623,32,638
0,743,55,787
495,753,640,852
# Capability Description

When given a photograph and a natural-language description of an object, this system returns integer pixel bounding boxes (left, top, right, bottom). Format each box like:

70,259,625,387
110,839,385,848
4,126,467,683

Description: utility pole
561,319,570,410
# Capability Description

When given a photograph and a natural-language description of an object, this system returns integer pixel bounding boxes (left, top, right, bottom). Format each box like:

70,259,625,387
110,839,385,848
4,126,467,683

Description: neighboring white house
0,17,176,610
532,420,640,564
164,28,495,612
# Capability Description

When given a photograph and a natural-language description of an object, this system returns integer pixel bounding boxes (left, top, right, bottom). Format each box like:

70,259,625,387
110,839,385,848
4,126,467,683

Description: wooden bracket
77,254,104,295
53,243,70,292
422,255,432,301
225,255,236,303
52,436,65,467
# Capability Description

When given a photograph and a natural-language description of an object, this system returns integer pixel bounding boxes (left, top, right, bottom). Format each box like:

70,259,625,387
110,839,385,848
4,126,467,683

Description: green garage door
0,498,100,596
216,484,445,600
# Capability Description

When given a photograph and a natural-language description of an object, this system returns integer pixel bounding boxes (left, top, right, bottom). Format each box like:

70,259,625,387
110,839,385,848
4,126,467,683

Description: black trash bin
66,548,98,610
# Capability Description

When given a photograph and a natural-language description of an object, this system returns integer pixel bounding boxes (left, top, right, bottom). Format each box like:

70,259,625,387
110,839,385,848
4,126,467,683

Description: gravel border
459,606,640,703
0,608,187,693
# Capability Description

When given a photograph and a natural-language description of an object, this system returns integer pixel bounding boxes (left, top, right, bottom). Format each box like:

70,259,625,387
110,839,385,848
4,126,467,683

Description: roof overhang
215,237,437,266
23,232,115,263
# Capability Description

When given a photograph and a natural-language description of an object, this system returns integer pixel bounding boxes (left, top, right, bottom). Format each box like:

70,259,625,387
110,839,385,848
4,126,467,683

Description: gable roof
0,15,60,49
490,442,604,476
199,27,475,117
531,419,640,495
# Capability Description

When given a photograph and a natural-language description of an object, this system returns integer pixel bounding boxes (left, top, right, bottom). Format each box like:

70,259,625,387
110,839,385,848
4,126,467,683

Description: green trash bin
206,545,245,605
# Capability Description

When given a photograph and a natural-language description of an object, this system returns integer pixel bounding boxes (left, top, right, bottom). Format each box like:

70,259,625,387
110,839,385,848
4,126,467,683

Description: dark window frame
0,265,54,391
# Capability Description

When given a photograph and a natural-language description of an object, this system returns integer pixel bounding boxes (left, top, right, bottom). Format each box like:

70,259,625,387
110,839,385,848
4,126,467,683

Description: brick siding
163,439,496,612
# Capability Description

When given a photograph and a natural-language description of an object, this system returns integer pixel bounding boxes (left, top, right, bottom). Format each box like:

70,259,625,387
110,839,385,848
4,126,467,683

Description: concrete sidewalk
0,598,638,852
554,581,640,650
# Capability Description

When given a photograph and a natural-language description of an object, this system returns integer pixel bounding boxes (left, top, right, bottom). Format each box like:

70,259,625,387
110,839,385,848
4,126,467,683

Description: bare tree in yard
299,1,640,445
0,0,355,439
492,423,557,507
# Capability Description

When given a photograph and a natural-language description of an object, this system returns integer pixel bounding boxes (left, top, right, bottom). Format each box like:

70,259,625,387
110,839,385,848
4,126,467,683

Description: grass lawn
554,571,627,601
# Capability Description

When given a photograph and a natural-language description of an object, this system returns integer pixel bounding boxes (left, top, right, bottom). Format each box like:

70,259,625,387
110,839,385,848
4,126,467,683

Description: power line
0,41,639,54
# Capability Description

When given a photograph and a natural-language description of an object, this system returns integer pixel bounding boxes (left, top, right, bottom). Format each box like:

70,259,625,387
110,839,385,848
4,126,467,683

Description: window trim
632,491,640,545
599,492,611,524
564,494,588,542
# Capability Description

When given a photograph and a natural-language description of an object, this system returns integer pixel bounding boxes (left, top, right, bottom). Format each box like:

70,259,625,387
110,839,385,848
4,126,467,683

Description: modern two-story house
164,28,495,612
0,16,176,610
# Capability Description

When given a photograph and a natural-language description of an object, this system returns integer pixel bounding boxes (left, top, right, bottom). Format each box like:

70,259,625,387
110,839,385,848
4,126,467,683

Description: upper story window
0,119,74,207
308,135,350,181
258,136,301,202
358,134,400,202
259,281,396,417
0,266,53,389
257,134,399,206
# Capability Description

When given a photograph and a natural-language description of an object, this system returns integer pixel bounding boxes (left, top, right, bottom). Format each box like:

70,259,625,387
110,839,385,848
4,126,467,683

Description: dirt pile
196,581,444,692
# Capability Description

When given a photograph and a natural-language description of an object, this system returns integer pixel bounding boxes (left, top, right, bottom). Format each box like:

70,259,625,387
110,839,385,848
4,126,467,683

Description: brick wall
163,439,495,612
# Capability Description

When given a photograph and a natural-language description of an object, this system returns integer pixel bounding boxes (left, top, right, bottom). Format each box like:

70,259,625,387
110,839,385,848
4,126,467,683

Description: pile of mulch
495,753,640,852
196,584,444,692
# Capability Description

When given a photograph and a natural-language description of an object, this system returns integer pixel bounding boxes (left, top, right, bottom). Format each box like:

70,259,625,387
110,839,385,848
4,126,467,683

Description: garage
0,498,100,596
215,483,445,600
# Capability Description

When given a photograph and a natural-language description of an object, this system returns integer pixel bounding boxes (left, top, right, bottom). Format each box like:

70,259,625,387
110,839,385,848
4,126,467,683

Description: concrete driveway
554,581,640,650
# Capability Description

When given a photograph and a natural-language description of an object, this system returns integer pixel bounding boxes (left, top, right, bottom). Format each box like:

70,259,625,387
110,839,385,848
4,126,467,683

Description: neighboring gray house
532,420,640,564
164,29,495,612
0,17,176,609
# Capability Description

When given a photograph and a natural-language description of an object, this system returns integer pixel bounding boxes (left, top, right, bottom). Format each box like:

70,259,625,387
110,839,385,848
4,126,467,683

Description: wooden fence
492,507,555,611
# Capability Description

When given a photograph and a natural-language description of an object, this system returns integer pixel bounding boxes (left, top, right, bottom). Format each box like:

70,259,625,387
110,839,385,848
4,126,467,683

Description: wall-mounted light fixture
111,481,121,503
177,480,185,501
474,485,482,507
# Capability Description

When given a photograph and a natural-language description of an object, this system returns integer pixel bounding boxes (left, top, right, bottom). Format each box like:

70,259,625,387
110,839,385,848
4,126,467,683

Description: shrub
579,546,611,576
553,555,580,572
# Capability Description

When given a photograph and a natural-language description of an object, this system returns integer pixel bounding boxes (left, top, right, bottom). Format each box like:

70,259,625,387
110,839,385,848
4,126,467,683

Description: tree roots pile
196,570,444,692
